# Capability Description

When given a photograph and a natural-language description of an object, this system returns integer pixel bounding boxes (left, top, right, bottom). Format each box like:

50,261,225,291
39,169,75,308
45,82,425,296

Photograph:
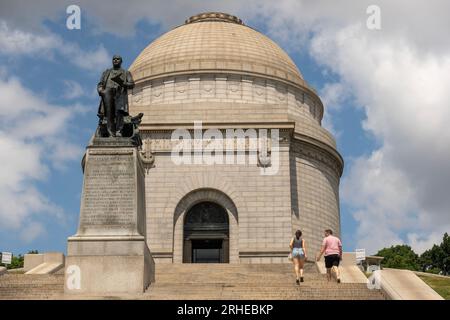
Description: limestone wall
290,139,341,255
129,70,342,265
142,132,292,264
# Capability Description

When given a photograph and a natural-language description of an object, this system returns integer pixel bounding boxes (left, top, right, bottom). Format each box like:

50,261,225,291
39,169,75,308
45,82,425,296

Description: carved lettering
80,154,135,227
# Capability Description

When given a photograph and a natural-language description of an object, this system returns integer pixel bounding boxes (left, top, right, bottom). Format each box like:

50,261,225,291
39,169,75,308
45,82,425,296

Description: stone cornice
139,121,296,131
185,12,244,25
136,125,343,176
292,133,344,177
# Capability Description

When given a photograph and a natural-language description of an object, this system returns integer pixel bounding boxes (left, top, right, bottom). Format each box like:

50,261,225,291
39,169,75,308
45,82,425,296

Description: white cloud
320,83,349,111
0,20,109,72
2,0,450,48
306,16,450,254
0,74,83,238
60,43,109,72
407,231,447,255
20,222,46,243
319,82,350,136
0,0,250,37
238,0,450,253
0,21,59,55
63,80,84,99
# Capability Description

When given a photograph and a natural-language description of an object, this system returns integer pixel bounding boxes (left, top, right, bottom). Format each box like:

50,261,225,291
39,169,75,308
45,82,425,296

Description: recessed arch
183,201,229,263
173,188,239,263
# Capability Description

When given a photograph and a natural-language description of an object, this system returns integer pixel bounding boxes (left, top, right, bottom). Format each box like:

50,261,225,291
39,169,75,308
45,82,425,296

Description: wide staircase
0,274,64,299
143,263,385,300
0,263,385,300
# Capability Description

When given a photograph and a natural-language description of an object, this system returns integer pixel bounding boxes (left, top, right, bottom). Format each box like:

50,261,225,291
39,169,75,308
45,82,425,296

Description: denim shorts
292,247,305,258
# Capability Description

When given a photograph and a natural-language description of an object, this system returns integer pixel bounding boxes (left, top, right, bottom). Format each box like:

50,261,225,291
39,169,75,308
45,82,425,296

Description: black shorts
324,254,340,268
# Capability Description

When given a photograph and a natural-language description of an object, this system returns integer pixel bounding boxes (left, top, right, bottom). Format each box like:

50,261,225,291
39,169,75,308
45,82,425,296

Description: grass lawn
417,274,450,300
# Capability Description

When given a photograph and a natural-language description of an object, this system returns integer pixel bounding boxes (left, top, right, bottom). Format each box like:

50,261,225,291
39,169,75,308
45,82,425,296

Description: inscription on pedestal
80,154,135,227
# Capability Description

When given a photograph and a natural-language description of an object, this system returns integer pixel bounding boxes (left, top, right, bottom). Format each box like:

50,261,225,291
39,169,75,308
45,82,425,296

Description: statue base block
65,236,154,294
65,140,154,295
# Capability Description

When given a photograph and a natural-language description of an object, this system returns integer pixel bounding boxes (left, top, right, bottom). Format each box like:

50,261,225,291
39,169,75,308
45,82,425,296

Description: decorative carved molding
202,82,214,93
292,139,342,177
140,129,290,153
175,82,187,93
133,93,142,103
185,12,244,26
139,138,155,173
131,74,323,123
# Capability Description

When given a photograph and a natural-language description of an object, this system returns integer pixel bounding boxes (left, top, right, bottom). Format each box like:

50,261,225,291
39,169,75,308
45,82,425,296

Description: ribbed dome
130,12,306,88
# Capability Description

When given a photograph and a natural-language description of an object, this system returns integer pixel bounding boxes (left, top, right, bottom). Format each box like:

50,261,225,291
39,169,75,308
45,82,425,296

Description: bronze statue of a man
97,55,135,137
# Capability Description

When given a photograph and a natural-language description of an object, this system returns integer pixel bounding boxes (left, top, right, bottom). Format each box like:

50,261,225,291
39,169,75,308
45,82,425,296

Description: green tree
0,250,39,269
9,254,24,269
441,233,450,275
375,245,420,271
420,248,440,273
420,233,450,275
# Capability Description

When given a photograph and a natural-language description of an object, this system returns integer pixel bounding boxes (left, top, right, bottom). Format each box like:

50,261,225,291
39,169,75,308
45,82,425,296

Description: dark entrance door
192,239,222,263
183,202,229,263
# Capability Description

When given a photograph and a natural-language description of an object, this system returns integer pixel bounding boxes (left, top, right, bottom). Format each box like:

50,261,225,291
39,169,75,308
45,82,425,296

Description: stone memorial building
128,12,343,264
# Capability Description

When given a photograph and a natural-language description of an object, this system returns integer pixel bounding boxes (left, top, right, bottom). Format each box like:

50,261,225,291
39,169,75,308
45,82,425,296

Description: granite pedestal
65,137,154,295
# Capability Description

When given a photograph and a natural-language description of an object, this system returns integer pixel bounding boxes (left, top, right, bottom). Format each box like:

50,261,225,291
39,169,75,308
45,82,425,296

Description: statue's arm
125,71,135,89
97,70,107,95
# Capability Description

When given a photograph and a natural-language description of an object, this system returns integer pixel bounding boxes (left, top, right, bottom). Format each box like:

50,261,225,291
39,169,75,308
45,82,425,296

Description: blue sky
1,1,449,256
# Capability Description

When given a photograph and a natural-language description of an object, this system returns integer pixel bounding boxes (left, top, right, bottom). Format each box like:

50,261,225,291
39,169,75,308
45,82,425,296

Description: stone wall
290,139,341,255
142,131,292,264
131,74,322,123
129,74,342,264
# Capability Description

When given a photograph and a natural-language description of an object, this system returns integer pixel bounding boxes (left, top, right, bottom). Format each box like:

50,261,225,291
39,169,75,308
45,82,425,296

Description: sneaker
300,277,304,282
296,279,300,285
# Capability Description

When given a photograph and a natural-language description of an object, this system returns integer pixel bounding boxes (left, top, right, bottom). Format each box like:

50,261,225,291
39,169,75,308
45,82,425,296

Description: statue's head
112,55,122,68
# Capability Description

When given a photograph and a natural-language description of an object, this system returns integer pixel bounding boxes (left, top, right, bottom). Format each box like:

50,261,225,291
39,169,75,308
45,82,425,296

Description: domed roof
130,12,307,88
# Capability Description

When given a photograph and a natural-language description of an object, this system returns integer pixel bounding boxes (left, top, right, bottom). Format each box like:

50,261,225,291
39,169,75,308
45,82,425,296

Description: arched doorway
183,201,229,263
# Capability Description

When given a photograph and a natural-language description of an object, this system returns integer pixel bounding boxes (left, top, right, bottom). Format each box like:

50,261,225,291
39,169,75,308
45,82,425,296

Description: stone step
0,280,63,286
146,286,376,292
154,263,319,279
0,263,385,300
145,296,384,300
154,263,316,269
0,274,64,299
145,263,384,300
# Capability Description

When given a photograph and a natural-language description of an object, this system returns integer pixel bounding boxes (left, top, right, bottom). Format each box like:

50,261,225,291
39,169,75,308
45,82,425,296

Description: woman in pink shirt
316,229,342,283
